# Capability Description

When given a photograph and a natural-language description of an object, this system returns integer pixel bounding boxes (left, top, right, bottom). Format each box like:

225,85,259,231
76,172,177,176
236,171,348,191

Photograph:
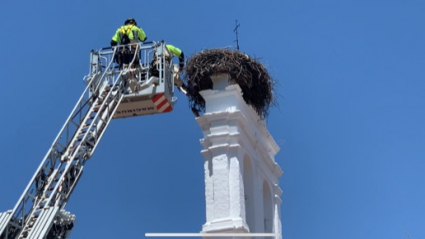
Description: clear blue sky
1,1,424,238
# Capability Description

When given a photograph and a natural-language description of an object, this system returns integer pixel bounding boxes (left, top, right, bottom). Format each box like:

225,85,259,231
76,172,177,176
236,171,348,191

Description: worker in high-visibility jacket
151,44,187,93
167,45,186,93
110,18,147,67
166,45,185,72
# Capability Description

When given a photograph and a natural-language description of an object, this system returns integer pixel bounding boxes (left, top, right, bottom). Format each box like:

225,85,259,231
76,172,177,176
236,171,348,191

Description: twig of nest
184,48,276,119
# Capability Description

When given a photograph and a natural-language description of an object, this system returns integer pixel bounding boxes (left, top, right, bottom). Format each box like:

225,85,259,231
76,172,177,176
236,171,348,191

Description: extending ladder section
0,41,172,239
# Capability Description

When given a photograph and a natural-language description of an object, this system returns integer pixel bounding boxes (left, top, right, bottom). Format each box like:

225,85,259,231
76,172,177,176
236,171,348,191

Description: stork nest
184,48,275,119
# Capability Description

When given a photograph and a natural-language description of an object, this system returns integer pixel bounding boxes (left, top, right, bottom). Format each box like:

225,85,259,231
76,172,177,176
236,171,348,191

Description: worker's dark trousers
149,59,167,77
116,48,139,68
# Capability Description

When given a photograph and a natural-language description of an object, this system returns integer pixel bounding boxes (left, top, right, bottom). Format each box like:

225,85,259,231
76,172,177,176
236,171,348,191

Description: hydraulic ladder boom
0,41,175,239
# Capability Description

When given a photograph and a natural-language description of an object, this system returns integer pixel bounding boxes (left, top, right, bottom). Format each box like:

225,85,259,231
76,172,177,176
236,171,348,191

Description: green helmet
124,18,137,26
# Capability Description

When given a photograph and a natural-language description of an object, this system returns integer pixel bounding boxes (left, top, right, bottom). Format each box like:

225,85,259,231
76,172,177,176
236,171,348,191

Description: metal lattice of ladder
0,41,172,239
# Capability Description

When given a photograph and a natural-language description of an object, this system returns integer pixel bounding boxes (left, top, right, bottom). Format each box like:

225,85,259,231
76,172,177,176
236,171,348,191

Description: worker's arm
166,45,184,70
178,52,185,70
111,29,121,46
137,27,147,42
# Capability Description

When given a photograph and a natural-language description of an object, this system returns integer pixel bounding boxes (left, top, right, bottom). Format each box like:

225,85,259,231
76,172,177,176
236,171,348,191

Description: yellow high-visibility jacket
111,24,147,44
166,45,184,68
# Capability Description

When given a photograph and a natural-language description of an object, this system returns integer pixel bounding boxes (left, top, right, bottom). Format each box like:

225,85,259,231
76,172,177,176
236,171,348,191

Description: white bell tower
196,74,283,238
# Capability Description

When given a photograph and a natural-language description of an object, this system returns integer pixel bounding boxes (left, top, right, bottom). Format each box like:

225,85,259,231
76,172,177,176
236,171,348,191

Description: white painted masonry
196,74,283,239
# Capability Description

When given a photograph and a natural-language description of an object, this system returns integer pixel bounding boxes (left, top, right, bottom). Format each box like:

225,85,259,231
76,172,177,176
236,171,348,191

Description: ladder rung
26,193,36,200
79,129,91,135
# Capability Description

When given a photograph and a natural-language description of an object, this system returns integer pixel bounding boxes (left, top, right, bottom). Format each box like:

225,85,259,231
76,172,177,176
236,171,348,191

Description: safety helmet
124,18,137,26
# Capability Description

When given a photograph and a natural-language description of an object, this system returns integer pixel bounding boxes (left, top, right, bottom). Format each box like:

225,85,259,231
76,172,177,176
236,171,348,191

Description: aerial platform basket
86,41,176,119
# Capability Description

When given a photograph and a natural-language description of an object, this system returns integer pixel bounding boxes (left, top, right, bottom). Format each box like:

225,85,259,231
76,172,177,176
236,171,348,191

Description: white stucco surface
197,74,283,239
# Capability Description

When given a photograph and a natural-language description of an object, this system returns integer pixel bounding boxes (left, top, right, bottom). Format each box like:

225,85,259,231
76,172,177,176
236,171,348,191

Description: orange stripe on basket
156,98,168,110
153,93,164,103
152,93,173,113
162,105,173,112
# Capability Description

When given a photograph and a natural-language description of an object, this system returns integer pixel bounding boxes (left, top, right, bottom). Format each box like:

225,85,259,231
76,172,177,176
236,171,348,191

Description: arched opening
243,155,255,232
263,181,273,234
